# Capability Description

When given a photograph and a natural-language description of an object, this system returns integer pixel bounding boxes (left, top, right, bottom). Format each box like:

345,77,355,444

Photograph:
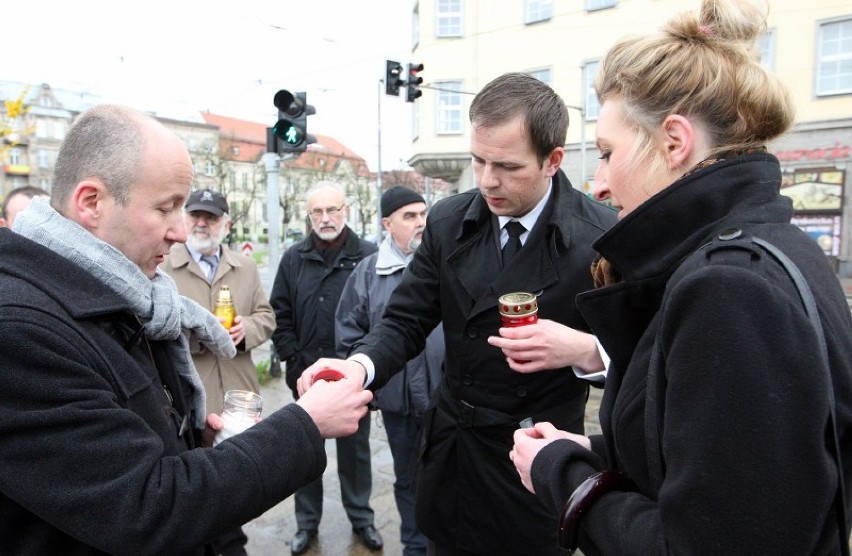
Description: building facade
405,0,852,277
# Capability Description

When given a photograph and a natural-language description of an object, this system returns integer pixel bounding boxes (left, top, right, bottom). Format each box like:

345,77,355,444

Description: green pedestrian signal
272,90,316,154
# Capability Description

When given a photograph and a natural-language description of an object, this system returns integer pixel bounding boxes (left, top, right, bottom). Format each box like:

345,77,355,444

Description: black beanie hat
381,186,425,217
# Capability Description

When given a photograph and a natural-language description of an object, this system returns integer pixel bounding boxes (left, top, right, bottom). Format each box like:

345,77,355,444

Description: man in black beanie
337,186,443,556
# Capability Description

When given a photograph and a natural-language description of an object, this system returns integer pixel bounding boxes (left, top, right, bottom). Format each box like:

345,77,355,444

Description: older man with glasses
269,181,382,555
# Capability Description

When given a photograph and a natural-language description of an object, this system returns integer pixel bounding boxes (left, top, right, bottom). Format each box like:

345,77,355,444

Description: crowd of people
2,0,851,554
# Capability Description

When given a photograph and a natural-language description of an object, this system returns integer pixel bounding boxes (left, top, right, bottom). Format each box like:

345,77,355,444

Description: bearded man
162,188,275,416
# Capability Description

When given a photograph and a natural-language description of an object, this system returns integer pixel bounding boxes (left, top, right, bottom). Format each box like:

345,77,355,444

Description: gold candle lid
216,285,234,306
498,292,538,317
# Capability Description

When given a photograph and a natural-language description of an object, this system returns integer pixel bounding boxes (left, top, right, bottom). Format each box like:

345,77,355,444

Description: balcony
3,164,31,176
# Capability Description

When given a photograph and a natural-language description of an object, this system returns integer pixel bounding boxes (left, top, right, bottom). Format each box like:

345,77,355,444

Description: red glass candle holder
498,292,539,327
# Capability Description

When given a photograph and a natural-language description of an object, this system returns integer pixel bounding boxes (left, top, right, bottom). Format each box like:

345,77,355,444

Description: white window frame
583,61,601,121
586,0,616,12
435,81,464,135
525,0,552,24
436,0,462,38
527,68,552,86
757,29,776,70
37,149,49,168
412,4,420,50
816,17,852,97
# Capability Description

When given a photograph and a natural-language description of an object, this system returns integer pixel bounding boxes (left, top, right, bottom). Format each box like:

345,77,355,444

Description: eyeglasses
309,205,345,218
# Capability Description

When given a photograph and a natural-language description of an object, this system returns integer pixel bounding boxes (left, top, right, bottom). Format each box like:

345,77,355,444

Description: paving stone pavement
245,343,603,555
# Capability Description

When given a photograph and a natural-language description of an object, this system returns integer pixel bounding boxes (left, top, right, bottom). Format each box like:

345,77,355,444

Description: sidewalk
245,342,603,555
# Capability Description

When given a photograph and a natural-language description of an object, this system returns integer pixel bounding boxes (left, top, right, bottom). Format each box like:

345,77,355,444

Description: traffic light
406,63,424,102
272,90,316,153
385,60,404,97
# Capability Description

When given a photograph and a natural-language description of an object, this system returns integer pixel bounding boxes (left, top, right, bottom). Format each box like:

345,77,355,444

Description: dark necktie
200,255,218,282
502,221,526,266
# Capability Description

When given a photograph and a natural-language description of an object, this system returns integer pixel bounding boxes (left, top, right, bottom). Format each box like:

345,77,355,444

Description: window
36,120,47,137
757,29,776,70
37,149,49,168
412,4,420,50
437,0,462,38
436,81,463,134
525,0,552,24
527,68,552,86
53,121,65,140
205,160,215,176
242,173,248,190
586,0,616,11
583,61,601,120
9,148,21,165
816,18,852,96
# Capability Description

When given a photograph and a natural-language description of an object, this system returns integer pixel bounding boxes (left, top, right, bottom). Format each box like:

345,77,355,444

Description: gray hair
51,105,145,211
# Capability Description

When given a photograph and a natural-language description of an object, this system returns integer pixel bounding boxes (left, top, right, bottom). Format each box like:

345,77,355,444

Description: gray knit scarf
14,197,236,427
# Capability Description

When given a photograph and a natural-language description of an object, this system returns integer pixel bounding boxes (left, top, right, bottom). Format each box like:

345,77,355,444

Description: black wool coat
531,153,852,554
353,170,617,554
0,230,326,556
269,226,377,394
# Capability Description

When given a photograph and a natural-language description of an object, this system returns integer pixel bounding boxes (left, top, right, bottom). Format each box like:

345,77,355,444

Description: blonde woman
511,0,852,553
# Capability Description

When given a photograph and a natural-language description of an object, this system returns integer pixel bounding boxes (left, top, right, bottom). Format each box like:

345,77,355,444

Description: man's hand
227,315,246,346
297,358,367,397
296,378,373,438
487,319,603,374
509,422,589,493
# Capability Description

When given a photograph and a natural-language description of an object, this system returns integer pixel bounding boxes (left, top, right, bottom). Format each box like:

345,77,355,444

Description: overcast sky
5,0,415,171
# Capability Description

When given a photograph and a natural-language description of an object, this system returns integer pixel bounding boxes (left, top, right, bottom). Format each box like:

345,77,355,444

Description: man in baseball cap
185,189,229,216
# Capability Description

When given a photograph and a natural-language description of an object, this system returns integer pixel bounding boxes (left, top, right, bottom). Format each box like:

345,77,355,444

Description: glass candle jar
213,390,262,446
213,285,236,330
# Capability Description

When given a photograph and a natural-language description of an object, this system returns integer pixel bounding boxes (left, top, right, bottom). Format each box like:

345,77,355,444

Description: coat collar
168,243,243,283
0,229,130,319
458,169,576,248
594,152,792,282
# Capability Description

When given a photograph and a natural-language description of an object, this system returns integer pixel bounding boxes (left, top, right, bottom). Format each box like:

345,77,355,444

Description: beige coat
162,244,275,415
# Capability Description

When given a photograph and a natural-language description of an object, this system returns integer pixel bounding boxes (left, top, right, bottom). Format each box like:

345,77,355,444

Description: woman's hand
510,422,590,493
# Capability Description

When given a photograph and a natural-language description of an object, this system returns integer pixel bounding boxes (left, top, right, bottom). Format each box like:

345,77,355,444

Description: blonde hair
596,0,794,171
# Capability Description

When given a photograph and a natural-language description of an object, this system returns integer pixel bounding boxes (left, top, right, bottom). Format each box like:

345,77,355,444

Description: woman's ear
660,114,696,170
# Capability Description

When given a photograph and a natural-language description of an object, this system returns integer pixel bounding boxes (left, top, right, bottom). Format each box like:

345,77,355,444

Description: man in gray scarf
0,104,372,555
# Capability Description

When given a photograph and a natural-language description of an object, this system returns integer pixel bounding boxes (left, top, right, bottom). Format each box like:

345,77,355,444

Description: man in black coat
0,105,371,556
270,181,382,555
295,73,617,554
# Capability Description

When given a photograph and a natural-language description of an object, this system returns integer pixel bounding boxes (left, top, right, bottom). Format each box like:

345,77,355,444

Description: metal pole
264,152,281,273
375,79,383,242
580,107,587,191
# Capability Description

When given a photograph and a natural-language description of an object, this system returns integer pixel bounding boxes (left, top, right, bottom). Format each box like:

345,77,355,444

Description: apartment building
406,0,852,276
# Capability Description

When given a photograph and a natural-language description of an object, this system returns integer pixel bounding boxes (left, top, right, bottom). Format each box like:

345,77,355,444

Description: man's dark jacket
270,226,377,393
0,230,326,555
352,170,617,554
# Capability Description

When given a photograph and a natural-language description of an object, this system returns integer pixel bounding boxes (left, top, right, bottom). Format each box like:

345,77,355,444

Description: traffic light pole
264,152,282,274
375,78,384,242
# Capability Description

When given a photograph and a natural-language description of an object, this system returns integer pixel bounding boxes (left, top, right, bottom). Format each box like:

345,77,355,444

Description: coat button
466,328,478,339
718,228,743,241
319,296,324,302
462,375,474,386
516,387,528,397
